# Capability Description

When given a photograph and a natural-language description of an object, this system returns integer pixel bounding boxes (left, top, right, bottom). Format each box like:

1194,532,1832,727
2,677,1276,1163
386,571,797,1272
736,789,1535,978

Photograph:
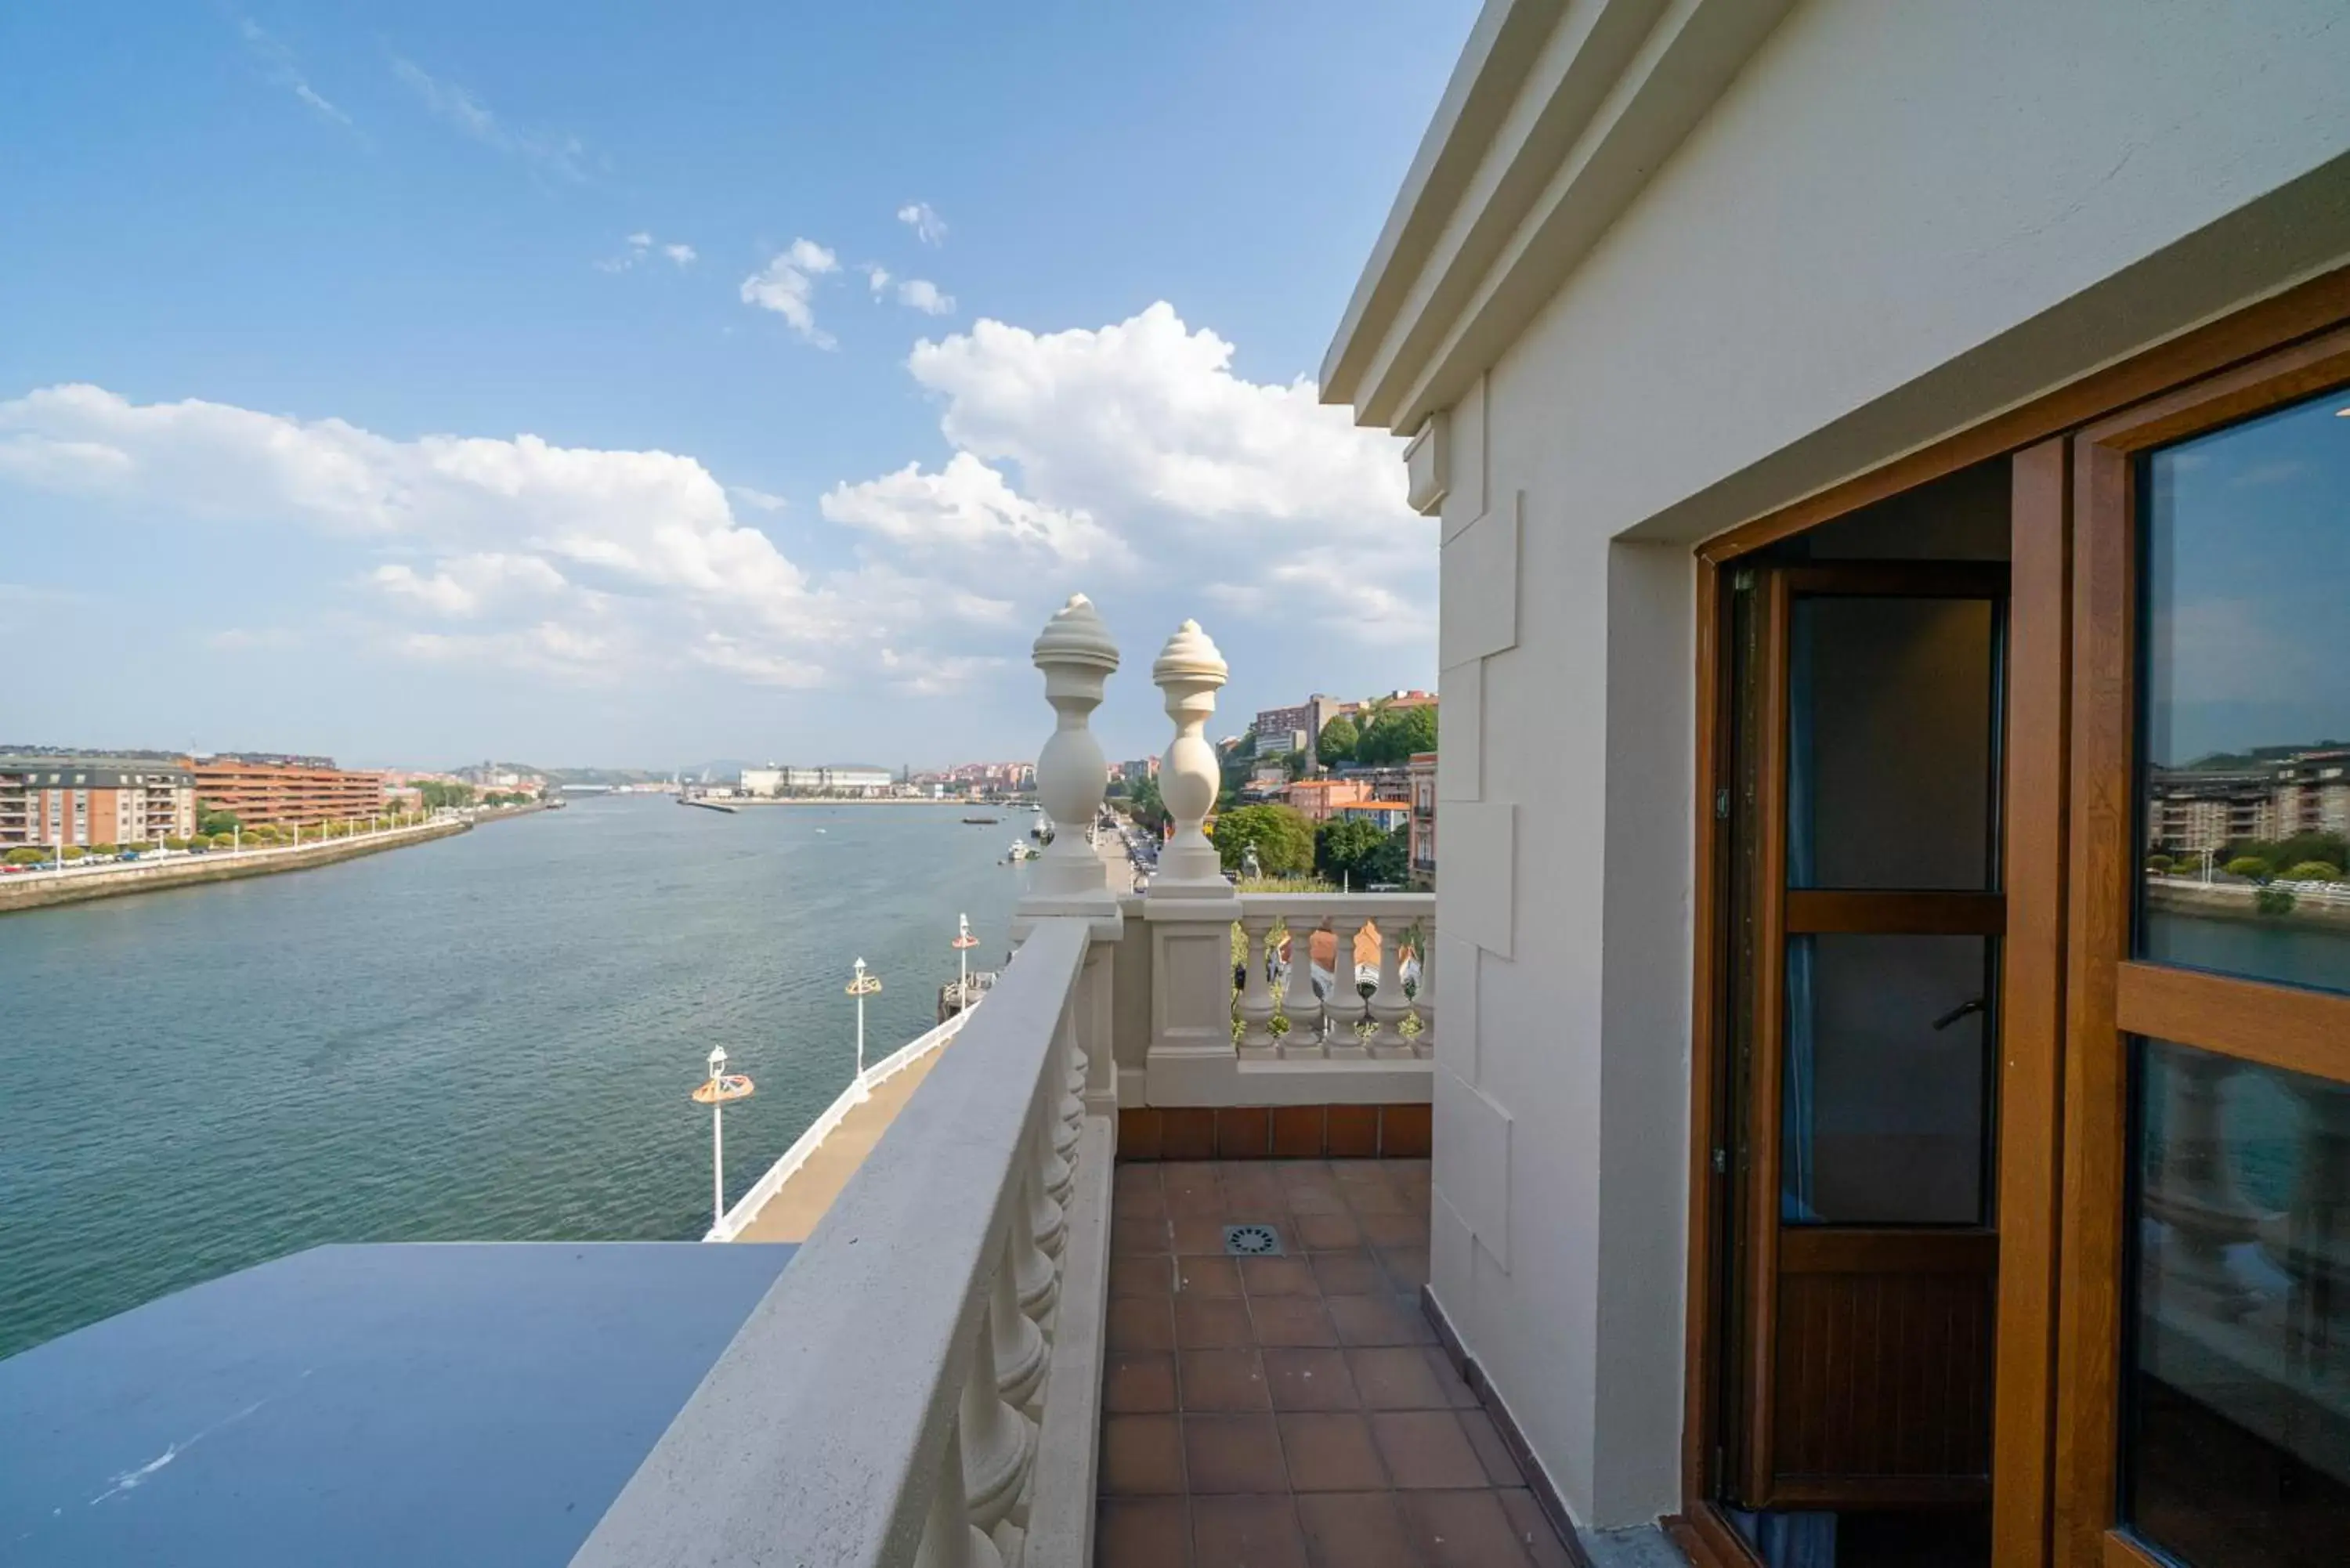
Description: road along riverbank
0,818,471,916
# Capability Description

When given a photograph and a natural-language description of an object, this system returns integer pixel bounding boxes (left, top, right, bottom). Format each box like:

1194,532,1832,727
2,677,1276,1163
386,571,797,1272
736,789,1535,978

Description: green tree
1364,826,1412,887
1316,816,1388,885
1356,703,1438,766
2224,855,2272,881
164,836,190,851
2284,861,2342,882
61,845,85,861
4,847,45,865
1317,714,1359,766
198,810,240,836
1128,774,1167,833
92,842,118,857
1211,804,1315,876
2145,854,2175,875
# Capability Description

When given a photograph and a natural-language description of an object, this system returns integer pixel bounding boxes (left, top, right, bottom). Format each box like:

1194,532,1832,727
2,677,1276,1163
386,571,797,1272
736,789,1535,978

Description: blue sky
0,2,1470,770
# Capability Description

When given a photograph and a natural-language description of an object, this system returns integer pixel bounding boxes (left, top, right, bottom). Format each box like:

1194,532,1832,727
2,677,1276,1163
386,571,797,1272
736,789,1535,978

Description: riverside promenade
0,818,470,916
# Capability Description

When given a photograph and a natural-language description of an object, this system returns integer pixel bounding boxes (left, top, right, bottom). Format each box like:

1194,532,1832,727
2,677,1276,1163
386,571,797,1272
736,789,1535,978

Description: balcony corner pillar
1016,594,1125,944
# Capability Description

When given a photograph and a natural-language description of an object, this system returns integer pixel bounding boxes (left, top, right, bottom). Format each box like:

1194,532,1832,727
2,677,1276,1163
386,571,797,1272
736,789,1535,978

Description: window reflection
2123,1039,2350,1566
2139,386,2350,995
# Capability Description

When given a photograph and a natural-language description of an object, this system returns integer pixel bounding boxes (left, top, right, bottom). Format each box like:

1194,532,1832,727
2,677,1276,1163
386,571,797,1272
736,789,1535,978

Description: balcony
0,596,1516,1568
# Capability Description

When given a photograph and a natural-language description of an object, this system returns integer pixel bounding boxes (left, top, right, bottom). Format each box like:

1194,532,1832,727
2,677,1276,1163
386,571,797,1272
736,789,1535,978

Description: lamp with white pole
846,957,883,1099
951,914,979,1015
690,1046,754,1235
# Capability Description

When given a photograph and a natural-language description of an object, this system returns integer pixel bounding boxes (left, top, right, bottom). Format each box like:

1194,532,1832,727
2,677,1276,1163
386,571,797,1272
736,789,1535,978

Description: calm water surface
0,797,1032,1357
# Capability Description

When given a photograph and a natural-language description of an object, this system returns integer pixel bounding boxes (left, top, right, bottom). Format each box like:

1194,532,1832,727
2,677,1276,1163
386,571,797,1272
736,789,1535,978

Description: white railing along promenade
704,1007,977,1242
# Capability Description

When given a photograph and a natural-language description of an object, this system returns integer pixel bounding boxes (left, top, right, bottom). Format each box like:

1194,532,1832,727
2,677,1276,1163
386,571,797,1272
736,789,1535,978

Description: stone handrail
573,915,1103,1568
703,1007,977,1242
1235,891,1435,1062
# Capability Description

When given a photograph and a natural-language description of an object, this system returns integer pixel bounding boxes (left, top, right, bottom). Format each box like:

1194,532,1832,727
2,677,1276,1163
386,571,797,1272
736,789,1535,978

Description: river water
0,796,1033,1359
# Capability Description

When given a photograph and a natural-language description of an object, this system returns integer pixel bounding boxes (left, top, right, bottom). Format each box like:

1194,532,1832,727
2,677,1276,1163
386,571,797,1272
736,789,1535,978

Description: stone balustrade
571,598,1433,1566
2135,1046,2350,1475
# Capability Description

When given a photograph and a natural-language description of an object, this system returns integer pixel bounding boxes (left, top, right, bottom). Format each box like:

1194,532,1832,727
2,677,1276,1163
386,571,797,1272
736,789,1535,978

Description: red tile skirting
1159,1107,1217,1160
1116,1104,1434,1161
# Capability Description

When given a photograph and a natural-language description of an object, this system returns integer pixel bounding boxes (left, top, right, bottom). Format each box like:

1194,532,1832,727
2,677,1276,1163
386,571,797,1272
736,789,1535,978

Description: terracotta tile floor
1097,1160,1578,1568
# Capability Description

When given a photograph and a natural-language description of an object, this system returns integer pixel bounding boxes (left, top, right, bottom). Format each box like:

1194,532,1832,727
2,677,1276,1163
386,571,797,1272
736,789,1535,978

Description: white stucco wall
1426,0,2350,1530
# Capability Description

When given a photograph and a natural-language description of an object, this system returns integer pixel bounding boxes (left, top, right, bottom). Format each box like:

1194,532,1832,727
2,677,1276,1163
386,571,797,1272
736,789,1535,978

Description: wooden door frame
2052,321,2350,1568
1668,265,2350,1568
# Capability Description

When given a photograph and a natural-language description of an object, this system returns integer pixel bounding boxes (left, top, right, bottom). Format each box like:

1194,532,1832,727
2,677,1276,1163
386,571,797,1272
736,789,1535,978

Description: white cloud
739,239,841,347
888,302,1429,648
861,263,892,296
392,57,587,183
728,485,789,513
821,452,1123,566
0,298,1435,719
237,17,354,129
896,202,947,246
897,278,955,316
599,232,697,273
0,385,895,686
204,627,301,652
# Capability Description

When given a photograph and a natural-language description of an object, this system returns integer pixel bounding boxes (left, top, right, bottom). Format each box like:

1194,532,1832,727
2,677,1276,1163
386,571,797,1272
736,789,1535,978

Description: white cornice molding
1324,0,1792,433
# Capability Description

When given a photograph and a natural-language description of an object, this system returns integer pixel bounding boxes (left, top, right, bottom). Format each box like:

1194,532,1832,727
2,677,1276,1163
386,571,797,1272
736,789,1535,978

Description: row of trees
1207,803,1412,887
4,813,432,866
2150,832,2350,885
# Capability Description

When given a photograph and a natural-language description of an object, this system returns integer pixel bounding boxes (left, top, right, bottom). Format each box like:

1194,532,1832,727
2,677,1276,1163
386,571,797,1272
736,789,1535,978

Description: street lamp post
846,957,883,1098
952,915,979,1015
690,1046,755,1235
706,1046,726,1229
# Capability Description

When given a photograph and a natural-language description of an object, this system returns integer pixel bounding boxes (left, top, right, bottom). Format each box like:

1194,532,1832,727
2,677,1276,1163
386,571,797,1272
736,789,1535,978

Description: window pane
1788,596,1997,891
1781,934,1992,1225
2122,1038,2350,1566
2140,385,2350,995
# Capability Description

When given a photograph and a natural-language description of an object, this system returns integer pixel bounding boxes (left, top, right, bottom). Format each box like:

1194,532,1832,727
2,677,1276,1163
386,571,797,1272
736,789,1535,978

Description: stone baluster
1149,620,1230,896
1025,595,1120,912
1412,917,1436,1060
1366,918,1412,1057
993,1217,1049,1411
2261,1077,2350,1363
2145,1045,2262,1321
1057,1009,1086,1143
1237,910,1279,1060
1280,919,1323,1057
959,1241,1039,1534
913,1420,1003,1568
1015,1102,1063,1318
1325,917,1368,1060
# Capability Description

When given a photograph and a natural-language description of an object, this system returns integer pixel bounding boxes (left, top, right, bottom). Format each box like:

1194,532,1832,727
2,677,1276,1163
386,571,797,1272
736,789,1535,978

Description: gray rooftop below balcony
0,1240,795,1568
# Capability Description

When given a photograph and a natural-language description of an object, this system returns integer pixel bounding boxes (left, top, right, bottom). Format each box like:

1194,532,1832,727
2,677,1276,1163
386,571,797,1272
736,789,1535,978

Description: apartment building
1279,776,1369,822
2145,749,2350,854
1251,693,1351,760
190,757,387,828
0,757,198,847
1408,748,1436,890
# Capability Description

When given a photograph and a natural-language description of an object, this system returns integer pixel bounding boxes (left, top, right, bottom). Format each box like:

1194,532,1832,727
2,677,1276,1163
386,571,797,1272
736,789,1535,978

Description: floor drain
1224,1223,1283,1257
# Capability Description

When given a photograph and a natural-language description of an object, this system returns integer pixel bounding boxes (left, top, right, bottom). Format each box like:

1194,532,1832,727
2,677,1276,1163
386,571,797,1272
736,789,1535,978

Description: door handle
1932,997,1987,1031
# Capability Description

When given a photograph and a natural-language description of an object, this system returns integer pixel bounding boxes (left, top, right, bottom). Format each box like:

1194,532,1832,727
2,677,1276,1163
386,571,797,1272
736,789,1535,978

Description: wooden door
1730,562,2010,1509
